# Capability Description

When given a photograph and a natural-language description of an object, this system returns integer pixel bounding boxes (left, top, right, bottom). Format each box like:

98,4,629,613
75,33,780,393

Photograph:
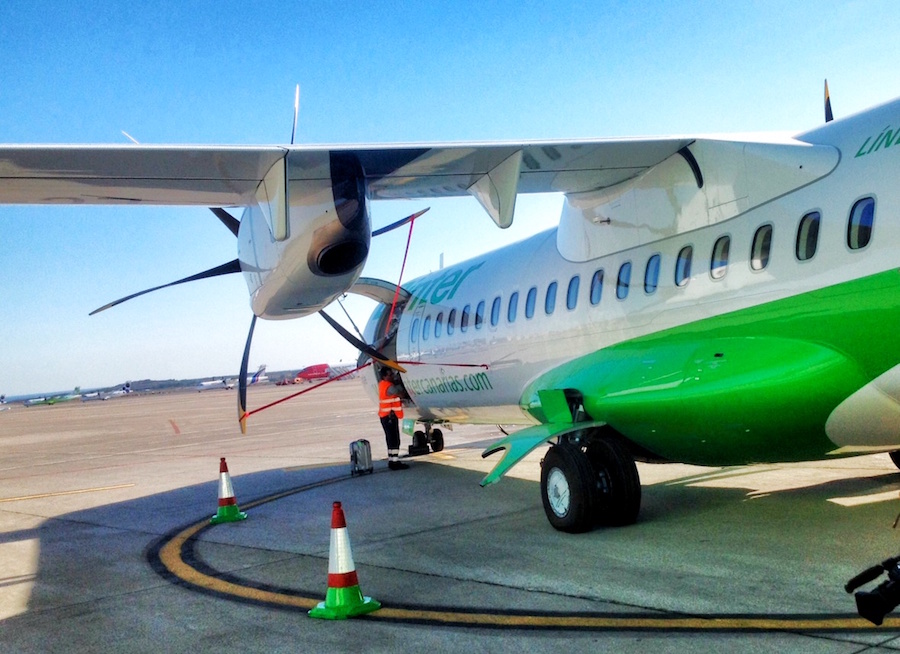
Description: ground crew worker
378,367,408,470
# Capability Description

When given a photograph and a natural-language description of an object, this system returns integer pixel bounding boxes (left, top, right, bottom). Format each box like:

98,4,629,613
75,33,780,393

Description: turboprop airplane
81,381,132,401
196,378,235,391
23,387,82,406
3,87,900,531
196,365,264,391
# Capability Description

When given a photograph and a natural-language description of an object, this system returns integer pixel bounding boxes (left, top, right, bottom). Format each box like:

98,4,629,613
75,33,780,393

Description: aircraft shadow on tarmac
3,459,900,647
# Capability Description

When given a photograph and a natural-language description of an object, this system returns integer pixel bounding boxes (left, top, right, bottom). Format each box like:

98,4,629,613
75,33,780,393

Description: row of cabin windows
411,197,876,343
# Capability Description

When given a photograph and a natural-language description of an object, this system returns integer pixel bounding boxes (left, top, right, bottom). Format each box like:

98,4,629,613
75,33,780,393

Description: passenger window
566,275,580,310
644,254,660,294
616,262,632,300
710,235,730,280
461,305,470,333
848,197,875,250
508,291,519,323
447,309,456,336
796,211,820,261
490,296,501,327
751,224,773,271
475,301,485,329
590,269,603,305
525,286,537,319
675,246,692,287
545,282,558,315
422,315,431,340
411,318,419,342
435,312,443,338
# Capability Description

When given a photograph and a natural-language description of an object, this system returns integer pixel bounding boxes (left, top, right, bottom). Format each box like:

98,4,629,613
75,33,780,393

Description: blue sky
1,0,897,396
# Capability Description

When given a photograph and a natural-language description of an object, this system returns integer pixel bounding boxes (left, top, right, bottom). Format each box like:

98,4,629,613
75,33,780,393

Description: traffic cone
308,501,381,620
210,457,247,524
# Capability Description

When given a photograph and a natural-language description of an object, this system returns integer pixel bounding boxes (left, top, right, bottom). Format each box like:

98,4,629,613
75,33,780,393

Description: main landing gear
409,423,445,456
540,433,641,533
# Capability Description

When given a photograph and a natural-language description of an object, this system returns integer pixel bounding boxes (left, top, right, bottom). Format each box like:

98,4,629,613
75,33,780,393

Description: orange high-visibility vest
378,379,404,418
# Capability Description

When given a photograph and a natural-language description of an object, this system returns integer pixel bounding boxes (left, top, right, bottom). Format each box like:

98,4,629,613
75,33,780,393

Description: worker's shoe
388,461,409,471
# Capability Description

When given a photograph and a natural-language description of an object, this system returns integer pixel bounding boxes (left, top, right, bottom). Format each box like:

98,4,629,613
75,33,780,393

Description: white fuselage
371,97,900,445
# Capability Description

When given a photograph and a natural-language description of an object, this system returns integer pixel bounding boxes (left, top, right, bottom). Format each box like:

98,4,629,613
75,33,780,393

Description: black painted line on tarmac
146,474,900,632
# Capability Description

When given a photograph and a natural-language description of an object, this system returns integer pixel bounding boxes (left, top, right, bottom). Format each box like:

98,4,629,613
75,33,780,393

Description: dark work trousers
380,411,400,456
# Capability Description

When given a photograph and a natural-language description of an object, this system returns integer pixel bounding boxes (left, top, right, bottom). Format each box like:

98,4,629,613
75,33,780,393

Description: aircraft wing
0,139,692,223
0,136,840,234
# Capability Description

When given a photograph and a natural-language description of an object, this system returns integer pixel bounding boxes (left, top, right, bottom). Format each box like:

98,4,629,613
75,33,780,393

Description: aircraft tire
585,438,641,527
540,442,597,533
413,430,427,449
890,450,900,470
430,429,444,453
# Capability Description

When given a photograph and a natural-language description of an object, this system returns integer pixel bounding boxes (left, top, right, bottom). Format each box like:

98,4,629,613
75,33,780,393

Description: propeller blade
89,258,242,315
210,207,240,237
238,314,257,434
337,296,366,342
824,79,834,123
319,310,406,373
372,207,430,237
291,84,300,145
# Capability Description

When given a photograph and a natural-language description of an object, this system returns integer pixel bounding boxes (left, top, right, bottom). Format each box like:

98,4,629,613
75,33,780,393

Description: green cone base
308,585,381,620
210,504,248,524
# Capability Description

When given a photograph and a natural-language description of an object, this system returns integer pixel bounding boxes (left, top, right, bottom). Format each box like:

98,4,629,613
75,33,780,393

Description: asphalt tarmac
2,380,900,652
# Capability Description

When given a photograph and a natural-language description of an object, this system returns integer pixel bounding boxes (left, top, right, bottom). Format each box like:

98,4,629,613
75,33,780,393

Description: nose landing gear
409,423,444,456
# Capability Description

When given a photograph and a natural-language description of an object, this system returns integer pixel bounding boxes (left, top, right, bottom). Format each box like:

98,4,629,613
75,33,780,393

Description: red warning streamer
237,360,492,428
239,362,372,425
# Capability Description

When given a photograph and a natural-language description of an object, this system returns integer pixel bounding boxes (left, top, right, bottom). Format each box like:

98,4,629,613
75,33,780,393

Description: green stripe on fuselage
523,270,900,466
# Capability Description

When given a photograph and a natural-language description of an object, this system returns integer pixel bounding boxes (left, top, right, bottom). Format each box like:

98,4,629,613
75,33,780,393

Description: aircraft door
359,302,400,367
352,277,414,401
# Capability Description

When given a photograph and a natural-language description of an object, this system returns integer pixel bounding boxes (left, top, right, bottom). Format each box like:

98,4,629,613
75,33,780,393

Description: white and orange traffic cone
308,501,381,620
210,457,247,524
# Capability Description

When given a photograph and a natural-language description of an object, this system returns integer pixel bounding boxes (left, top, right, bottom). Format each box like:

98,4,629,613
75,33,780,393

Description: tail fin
251,364,267,384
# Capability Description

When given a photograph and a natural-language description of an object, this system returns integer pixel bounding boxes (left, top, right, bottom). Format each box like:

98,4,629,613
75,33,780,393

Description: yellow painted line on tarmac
152,482,900,632
362,609,895,630
0,484,135,503
157,520,317,610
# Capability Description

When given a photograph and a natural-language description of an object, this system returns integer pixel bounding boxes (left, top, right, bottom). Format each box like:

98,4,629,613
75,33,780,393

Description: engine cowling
239,151,371,319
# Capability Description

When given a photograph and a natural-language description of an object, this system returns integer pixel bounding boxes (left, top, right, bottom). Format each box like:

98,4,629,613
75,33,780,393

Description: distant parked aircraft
24,388,82,406
82,382,132,401
276,364,338,385
196,379,235,392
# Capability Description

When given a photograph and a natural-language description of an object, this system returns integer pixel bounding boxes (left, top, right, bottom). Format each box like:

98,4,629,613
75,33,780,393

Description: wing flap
359,138,693,199
0,145,285,205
